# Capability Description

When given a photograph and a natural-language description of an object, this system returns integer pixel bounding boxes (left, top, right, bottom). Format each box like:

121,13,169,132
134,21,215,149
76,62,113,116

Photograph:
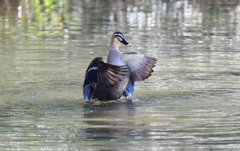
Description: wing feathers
122,53,157,98
123,54,157,82
83,57,128,101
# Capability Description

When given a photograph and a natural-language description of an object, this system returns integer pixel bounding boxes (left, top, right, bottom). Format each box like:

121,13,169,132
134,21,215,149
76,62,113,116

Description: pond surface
1,0,240,150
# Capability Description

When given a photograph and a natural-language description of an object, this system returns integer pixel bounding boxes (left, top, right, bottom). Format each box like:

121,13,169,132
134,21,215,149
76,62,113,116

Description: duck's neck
110,40,119,50
107,48,125,66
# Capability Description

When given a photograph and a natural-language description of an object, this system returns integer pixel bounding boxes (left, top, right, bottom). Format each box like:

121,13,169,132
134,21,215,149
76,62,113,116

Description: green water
0,0,240,150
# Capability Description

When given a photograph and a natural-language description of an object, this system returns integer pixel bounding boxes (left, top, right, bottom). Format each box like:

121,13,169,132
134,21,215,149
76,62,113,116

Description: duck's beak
121,37,131,47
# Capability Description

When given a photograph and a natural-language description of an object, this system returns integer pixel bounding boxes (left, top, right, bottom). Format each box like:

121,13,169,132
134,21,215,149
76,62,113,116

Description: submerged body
83,32,157,102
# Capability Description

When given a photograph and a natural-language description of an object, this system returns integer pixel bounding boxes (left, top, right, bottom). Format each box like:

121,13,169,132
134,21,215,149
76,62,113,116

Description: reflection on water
0,0,240,150
83,103,136,141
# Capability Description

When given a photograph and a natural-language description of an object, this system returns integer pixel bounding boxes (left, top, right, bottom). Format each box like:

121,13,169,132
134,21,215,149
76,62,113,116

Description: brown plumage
83,32,157,102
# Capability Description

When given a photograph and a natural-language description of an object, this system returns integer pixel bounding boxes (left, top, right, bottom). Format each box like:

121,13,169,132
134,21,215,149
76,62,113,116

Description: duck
83,32,157,102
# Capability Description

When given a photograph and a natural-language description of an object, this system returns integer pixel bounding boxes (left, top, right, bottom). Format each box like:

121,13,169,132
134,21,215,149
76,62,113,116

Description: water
1,0,240,150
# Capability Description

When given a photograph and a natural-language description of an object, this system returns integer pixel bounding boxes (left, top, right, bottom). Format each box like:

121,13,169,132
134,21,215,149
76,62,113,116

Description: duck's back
93,49,129,101
93,72,129,101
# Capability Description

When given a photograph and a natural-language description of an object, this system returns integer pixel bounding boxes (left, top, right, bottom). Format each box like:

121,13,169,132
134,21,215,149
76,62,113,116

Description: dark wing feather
122,53,157,98
83,57,128,101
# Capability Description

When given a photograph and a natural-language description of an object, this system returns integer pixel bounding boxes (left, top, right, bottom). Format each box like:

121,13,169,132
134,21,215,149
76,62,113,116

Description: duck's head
110,32,131,49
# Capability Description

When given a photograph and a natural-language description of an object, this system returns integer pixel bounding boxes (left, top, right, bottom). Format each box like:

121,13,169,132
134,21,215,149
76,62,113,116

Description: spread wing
83,57,128,101
122,52,157,98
